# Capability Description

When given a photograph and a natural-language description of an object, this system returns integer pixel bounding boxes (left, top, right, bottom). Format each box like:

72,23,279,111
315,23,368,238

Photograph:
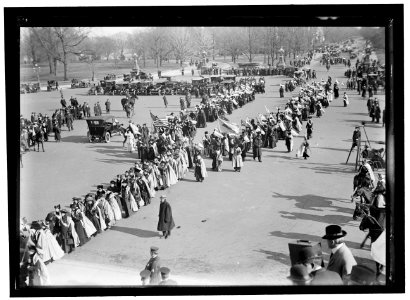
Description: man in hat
163,94,168,108
350,126,361,151
297,247,343,285
253,130,263,162
345,265,377,285
287,264,313,285
140,269,151,286
144,246,161,285
105,99,111,114
141,123,150,144
159,267,178,285
157,195,175,239
322,225,357,280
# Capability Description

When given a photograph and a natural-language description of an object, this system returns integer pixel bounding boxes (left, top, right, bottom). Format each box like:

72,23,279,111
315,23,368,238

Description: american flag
153,118,169,128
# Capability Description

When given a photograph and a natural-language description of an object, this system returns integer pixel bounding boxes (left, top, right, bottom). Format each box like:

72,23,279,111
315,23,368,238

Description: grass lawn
20,54,291,84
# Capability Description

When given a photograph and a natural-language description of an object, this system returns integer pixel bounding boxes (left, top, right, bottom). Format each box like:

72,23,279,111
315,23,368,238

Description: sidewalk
46,258,222,286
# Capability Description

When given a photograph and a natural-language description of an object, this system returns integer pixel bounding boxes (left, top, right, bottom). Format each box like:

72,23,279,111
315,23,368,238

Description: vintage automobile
87,85,105,95
20,83,40,94
71,78,90,88
47,80,58,91
147,83,163,95
191,77,208,87
85,115,124,143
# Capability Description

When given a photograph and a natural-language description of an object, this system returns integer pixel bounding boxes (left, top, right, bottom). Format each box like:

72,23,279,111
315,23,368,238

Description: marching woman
106,192,123,221
56,209,77,253
31,219,65,263
215,149,223,172
343,92,349,107
333,81,339,98
285,130,294,152
70,205,91,246
125,129,135,152
306,117,313,140
232,146,244,172
194,153,208,181
120,181,136,218
85,197,102,235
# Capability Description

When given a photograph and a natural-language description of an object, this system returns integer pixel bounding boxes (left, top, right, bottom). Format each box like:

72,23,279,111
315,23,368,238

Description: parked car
85,115,124,143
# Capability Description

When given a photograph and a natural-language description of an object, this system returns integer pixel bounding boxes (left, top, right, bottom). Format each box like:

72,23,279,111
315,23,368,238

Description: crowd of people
19,42,386,287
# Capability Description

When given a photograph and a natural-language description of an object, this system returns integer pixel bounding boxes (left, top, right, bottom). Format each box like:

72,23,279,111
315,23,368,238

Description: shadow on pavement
60,135,88,143
312,146,348,153
110,226,160,238
278,211,353,227
298,163,356,175
254,249,291,265
272,192,353,215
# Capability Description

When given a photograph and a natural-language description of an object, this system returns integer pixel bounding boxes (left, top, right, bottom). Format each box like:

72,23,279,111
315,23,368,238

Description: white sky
89,27,145,37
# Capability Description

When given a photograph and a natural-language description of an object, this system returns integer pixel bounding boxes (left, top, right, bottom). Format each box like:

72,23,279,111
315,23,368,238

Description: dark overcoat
157,201,175,231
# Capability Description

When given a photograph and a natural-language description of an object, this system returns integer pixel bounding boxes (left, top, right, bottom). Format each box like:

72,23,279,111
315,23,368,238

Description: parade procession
16,25,390,288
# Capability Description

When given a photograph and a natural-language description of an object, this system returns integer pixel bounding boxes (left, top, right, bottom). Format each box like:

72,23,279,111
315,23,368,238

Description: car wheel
87,131,93,143
105,132,111,143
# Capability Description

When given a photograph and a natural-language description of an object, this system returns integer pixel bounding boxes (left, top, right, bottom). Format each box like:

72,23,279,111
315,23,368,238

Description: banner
218,118,240,135
150,111,158,121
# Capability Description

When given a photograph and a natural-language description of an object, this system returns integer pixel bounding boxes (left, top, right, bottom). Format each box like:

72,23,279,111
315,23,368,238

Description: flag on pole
150,111,159,121
218,118,240,135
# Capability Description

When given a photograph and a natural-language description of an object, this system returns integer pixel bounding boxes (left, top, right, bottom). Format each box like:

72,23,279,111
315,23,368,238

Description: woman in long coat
157,195,175,239
232,146,244,172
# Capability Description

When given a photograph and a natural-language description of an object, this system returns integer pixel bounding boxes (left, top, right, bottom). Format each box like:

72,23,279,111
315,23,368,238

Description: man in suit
253,130,263,162
141,123,150,144
144,246,161,285
159,267,177,285
157,195,175,239
322,225,357,280
296,246,343,285
350,126,361,151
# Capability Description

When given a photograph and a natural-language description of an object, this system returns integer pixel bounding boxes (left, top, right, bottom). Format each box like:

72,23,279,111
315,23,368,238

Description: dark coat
145,256,161,285
157,201,175,231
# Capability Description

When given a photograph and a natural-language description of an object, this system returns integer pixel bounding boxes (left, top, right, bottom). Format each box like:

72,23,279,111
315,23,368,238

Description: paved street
20,55,385,285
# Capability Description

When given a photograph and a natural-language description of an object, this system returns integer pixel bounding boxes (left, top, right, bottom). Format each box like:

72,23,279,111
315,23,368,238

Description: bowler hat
287,264,313,282
347,265,376,285
160,195,167,199
140,269,151,279
160,267,170,275
97,185,103,189
322,225,347,240
150,246,159,253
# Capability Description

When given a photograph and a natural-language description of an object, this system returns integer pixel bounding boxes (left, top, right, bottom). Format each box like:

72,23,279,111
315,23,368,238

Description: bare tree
168,27,194,66
34,27,89,80
146,28,172,68
94,36,116,61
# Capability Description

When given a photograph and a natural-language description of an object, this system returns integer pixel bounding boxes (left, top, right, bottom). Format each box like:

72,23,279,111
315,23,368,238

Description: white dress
36,228,65,262
126,132,135,152
81,212,97,238
108,196,122,221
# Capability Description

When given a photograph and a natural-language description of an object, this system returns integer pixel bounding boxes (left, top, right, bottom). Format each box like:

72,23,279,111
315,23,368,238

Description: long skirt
38,229,65,262
73,220,90,246
108,198,122,221
81,213,97,238
195,166,204,181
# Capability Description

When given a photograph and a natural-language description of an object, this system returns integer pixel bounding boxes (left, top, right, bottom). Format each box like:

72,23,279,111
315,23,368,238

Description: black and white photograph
2,2,405,297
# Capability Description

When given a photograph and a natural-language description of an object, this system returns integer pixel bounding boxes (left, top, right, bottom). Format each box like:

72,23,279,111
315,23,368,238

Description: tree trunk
48,55,53,74
143,52,146,68
53,59,57,76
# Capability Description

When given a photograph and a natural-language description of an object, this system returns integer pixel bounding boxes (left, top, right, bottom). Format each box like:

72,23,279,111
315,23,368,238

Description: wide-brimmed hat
322,225,347,240
287,264,313,282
